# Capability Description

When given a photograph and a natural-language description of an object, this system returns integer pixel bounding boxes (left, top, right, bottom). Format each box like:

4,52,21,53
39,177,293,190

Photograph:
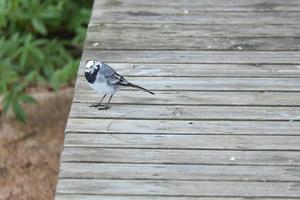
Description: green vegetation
0,0,92,121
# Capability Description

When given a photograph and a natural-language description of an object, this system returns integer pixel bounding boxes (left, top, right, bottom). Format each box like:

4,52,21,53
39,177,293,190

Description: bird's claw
89,103,103,107
98,105,111,110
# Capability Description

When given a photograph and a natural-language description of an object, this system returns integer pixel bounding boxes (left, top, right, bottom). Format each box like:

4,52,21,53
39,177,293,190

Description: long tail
125,82,155,95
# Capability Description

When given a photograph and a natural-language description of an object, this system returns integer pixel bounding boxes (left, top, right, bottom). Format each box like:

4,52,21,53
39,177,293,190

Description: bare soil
0,88,73,200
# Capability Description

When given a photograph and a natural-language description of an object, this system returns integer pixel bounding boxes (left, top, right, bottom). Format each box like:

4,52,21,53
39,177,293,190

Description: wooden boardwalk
55,0,300,199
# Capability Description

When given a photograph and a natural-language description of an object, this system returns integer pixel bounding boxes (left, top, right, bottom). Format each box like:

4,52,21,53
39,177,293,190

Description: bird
84,60,155,110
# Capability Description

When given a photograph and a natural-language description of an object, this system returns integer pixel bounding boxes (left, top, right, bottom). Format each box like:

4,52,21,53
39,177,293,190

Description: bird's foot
89,103,103,107
98,105,111,110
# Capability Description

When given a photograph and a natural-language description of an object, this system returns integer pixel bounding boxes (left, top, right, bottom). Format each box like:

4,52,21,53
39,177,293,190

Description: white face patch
85,60,95,69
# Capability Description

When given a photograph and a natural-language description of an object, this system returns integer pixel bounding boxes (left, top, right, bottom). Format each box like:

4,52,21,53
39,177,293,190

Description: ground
0,88,73,200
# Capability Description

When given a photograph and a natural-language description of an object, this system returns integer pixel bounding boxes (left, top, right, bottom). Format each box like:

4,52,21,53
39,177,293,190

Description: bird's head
85,60,102,72
85,60,101,69
84,60,102,83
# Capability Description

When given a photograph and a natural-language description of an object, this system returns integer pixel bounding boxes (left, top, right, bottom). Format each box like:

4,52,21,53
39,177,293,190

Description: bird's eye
97,64,101,67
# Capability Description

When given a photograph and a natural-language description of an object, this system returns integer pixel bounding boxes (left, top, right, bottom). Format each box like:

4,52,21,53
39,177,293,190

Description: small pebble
92,42,99,47
184,10,189,14
230,156,235,161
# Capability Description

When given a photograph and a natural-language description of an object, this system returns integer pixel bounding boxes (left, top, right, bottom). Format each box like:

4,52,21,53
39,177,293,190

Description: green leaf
31,18,47,34
20,94,36,104
25,71,37,82
2,95,12,113
30,47,44,61
0,82,7,93
20,49,28,67
12,100,27,122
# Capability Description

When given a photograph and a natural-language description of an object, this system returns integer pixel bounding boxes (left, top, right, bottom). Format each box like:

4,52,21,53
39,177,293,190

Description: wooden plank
56,0,300,199
74,90,300,106
90,10,300,24
86,22,300,38
64,134,300,150
83,50,300,64
56,179,300,196
86,23,300,38
59,163,300,181
61,148,300,166
77,63,300,78
86,38,300,51
66,119,300,136
56,195,299,200
95,0,300,12
76,77,300,91
86,23,300,50
70,103,300,121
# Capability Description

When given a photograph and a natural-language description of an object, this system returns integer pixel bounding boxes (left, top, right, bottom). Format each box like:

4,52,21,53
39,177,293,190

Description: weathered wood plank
86,23,299,37
83,50,300,64
76,77,300,91
90,10,300,24
70,103,300,121
56,179,300,196
77,63,300,78
64,134,300,150
56,195,299,200
61,148,300,166
74,90,300,106
66,119,300,135
86,38,300,51
86,23,300,50
59,163,300,181
95,0,300,12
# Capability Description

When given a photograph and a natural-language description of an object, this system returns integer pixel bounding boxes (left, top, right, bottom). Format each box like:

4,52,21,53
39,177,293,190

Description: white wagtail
84,60,155,110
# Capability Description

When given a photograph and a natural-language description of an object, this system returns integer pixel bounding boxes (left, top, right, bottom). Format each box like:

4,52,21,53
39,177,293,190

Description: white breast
89,81,118,95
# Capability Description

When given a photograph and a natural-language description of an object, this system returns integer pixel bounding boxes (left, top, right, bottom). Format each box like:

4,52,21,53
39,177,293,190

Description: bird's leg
90,94,106,107
98,95,113,110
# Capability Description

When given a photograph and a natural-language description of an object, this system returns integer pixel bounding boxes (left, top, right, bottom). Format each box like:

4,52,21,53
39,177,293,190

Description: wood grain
61,148,300,166
74,90,300,106
77,63,300,78
86,23,300,50
66,118,300,135
86,38,300,51
70,103,300,121
76,77,300,91
82,50,300,64
95,0,300,12
56,179,300,196
64,134,300,150
59,162,300,181
56,195,299,200
90,10,300,24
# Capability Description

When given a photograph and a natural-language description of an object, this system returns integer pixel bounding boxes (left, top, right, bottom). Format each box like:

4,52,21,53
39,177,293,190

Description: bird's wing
100,63,129,85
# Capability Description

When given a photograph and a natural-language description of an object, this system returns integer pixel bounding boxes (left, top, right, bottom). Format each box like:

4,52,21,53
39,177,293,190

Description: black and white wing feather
100,63,155,95
100,63,128,85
